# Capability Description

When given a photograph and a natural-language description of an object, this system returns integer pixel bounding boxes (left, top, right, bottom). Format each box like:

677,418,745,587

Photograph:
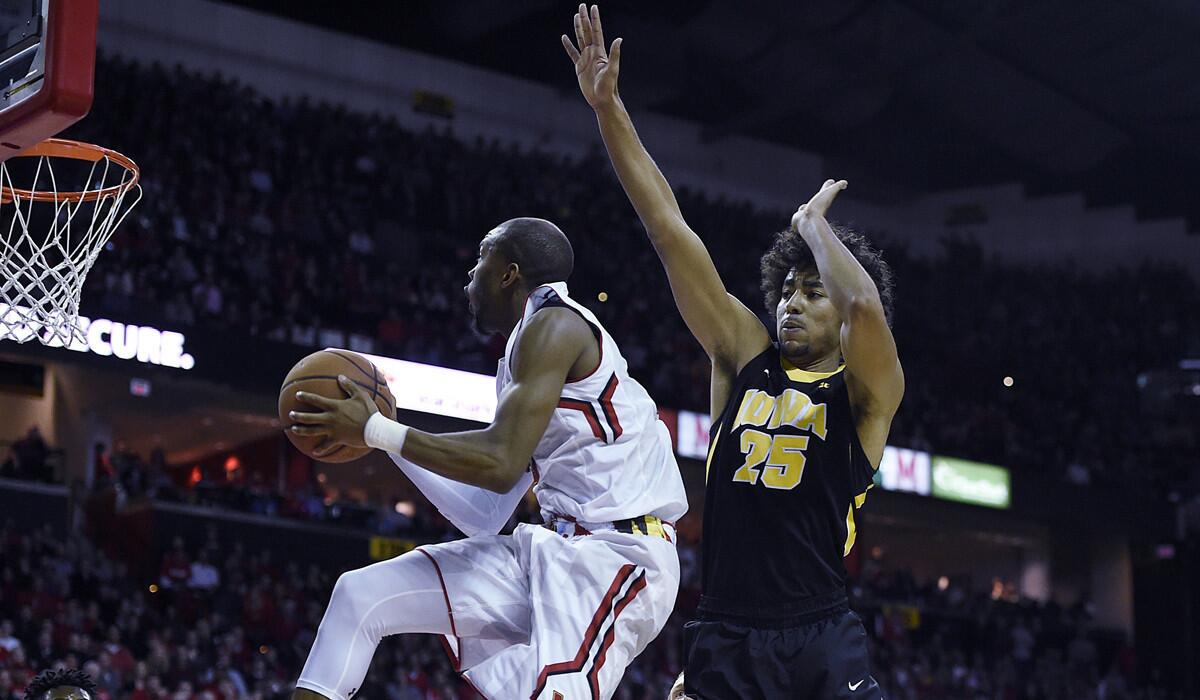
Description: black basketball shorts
681,609,883,699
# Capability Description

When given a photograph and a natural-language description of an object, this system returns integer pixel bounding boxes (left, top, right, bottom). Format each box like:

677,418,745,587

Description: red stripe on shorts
587,571,648,699
530,564,636,699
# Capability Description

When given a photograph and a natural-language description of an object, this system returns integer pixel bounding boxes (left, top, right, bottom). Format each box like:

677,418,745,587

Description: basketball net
0,139,141,347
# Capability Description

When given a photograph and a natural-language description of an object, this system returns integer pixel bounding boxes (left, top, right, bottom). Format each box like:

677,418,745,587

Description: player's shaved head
487,218,574,287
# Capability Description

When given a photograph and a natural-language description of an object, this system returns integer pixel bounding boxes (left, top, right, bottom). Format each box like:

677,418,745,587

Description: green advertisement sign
931,456,1011,509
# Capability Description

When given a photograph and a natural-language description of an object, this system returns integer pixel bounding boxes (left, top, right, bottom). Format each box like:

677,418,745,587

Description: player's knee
328,569,373,621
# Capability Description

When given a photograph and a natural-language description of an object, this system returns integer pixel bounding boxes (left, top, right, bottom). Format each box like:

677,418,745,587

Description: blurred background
1,1,1198,699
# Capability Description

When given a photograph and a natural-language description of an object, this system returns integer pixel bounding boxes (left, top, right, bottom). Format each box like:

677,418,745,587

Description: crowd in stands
55,54,1196,496
76,439,465,541
849,564,1166,699
0,516,686,700
4,430,483,541
0,516,1181,699
2,49,1197,700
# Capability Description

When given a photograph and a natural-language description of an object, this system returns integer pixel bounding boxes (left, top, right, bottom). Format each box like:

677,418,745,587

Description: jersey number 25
732,430,808,490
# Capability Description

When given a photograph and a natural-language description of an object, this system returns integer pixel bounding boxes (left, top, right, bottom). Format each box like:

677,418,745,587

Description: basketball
278,349,396,463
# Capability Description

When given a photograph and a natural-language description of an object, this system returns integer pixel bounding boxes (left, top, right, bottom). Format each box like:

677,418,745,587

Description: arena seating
0,517,1172,699
59,54,1196,494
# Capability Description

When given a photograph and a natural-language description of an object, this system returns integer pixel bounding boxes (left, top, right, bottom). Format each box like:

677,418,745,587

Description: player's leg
801,610,883,700
682,619,783,700
540,532,679,700
682,610,882,699
293,550,455,700
461,526,679,700
294,536,531,700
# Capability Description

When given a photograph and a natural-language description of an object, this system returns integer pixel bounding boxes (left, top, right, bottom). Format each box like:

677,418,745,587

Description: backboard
0,0,98,160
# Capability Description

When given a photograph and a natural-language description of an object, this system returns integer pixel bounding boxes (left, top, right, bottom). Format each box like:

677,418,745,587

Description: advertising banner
876,446,932,496
931,456,1011,509
676,410,713,460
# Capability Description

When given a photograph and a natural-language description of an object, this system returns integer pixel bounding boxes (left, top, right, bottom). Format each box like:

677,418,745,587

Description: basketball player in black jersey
564,6,903,698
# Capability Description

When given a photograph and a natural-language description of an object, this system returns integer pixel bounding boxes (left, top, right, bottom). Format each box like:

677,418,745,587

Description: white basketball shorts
419,521,679,700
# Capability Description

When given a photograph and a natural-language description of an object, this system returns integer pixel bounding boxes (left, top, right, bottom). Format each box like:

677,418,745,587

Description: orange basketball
278,349,396,463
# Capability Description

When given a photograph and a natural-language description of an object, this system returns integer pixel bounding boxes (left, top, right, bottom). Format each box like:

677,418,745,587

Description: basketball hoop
0,138,141,346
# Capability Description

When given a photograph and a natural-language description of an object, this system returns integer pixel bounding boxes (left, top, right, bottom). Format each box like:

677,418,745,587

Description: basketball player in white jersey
287,217,688,700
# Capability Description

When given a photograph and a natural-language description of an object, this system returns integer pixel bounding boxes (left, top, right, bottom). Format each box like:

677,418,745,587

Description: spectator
187,552,219,592
159,538,191,590
9,428,49,482
0,622,20,658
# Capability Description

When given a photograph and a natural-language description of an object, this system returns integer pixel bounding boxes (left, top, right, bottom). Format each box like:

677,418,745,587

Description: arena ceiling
222,0,1200,232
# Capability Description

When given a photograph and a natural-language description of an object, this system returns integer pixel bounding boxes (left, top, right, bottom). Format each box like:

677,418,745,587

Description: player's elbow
474,428,527,492
480,469,522,494
845,291,886,324
479,456,525,493
642,211,688,245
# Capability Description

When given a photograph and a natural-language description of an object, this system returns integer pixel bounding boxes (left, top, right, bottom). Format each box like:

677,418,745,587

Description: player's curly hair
760,223,895,326
23,669,97,700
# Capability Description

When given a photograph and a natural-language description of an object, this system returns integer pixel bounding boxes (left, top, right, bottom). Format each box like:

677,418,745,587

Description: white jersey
497,282,687,525
313,282,686,699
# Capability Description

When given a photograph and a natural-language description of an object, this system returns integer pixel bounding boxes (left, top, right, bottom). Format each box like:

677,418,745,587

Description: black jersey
697,345,877,626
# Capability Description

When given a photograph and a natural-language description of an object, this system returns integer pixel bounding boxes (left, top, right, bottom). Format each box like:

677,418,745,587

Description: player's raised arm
562,4,769,371
792,181,904,424
290,308,593,493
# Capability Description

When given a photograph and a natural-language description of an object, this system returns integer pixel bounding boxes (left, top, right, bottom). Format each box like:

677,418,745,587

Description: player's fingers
822,178,836,190
591,5,605,51
578,3,593,46
288,410,331,425
289,424,327,437
295,391,337,409
562,34,581,63
574,12,588,54
609,37,622,74
337,375,363,398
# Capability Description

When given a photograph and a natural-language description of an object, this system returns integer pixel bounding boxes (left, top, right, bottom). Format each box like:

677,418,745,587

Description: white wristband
364,412,410,455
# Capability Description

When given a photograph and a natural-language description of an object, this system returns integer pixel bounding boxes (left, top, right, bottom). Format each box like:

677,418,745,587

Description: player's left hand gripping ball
289,375,380,454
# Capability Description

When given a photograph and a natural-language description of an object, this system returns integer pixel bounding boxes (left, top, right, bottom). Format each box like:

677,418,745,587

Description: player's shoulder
515,305,594,353
722,293,773,361
510,307,597,380
732,344,783,379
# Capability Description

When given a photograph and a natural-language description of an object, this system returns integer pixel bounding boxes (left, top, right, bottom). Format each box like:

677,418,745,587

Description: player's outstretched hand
562,3,622,110
288,375,380,454
791,179,848,232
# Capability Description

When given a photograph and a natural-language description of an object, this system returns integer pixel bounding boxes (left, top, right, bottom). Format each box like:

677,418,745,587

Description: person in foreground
287,217,687,700
23,669,97,700
564,7,903,698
